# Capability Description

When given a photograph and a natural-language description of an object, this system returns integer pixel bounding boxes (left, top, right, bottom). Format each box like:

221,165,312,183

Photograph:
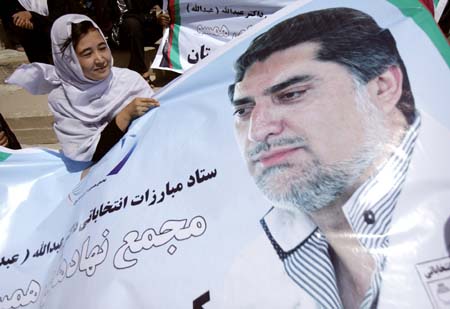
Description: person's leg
142,20,163,47
120,16,147,74
14,25,52,63
0,7,24,50
140,21,163,79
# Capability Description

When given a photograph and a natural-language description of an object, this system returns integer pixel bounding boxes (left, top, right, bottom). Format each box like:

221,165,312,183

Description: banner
151,0,293,73
1,0,450,308
151,0,449,73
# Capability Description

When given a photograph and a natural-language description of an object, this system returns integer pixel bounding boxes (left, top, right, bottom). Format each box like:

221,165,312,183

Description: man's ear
367,65,403,114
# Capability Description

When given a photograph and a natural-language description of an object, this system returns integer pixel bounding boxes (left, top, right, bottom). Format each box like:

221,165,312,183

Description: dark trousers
14,25,52,64
119,15,162,74
1,0,52,64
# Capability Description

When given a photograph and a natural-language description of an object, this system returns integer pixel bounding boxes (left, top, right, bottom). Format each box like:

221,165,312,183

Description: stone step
5,115,53,129
4,116,56,147
13,127,58,146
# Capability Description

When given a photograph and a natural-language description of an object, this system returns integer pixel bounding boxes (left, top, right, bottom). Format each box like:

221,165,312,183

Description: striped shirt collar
261,113,421,308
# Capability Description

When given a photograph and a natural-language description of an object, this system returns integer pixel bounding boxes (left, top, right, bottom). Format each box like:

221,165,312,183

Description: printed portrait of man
225,7,450,309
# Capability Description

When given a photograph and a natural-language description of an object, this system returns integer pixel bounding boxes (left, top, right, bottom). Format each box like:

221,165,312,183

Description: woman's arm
91,118,124,162
92,97,159,162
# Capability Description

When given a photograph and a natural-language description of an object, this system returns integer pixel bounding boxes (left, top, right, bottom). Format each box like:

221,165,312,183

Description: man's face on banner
232,42,387,212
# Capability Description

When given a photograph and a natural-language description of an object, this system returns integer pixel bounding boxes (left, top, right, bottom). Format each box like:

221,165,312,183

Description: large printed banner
151,0,449,73
1,0,450,308
151,0,294,73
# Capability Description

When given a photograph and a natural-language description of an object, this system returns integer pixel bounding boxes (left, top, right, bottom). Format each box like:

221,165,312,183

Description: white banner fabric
1,0,450,308
151,0,294,73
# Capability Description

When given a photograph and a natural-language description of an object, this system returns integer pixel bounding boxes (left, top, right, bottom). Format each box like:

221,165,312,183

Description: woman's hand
12,11,33,30
0,130,9,147
115,98,160,132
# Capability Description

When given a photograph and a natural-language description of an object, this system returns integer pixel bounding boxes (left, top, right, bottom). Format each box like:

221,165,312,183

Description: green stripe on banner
0,152,11,162
389,0,450,67
170,0,182,70
171,25,182,70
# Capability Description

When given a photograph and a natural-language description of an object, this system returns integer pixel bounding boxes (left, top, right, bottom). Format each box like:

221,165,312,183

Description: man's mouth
252,147,303,168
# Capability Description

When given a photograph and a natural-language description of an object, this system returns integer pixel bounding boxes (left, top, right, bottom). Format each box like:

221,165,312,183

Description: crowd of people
1,0,170,77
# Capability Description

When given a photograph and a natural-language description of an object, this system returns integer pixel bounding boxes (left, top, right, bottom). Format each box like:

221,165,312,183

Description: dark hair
230,8,415,124
60,20,97,54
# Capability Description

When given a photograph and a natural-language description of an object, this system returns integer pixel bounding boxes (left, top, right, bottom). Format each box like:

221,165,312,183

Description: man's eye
233,104,253,119
275,89,308,103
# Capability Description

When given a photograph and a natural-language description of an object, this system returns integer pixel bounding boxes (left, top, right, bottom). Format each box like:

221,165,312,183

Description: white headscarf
6,14,154,161
18,0,49,16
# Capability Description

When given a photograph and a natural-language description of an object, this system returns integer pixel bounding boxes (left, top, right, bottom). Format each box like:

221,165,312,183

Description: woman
7,14,159,162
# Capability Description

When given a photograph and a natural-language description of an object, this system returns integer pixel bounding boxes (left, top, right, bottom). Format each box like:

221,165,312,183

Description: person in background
108,0,171,80
0,9,24,51
1,0,85,64
7,14,159,162
0,114,21,150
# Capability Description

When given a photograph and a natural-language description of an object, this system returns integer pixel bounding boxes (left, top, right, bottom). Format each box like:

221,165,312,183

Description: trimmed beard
253,82,389,213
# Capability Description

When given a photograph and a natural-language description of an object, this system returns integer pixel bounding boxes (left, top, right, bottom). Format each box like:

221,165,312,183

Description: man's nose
248,100,283,142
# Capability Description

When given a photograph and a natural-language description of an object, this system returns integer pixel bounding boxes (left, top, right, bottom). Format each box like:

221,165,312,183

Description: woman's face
74,28,112,81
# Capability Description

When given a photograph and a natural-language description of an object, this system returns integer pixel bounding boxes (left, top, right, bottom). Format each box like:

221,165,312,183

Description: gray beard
255,153,374,213
252,85,388,213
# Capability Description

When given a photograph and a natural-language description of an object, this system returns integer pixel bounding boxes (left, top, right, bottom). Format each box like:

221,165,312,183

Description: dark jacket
45,0,85,25
2,0,85,34
94,0,162,36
